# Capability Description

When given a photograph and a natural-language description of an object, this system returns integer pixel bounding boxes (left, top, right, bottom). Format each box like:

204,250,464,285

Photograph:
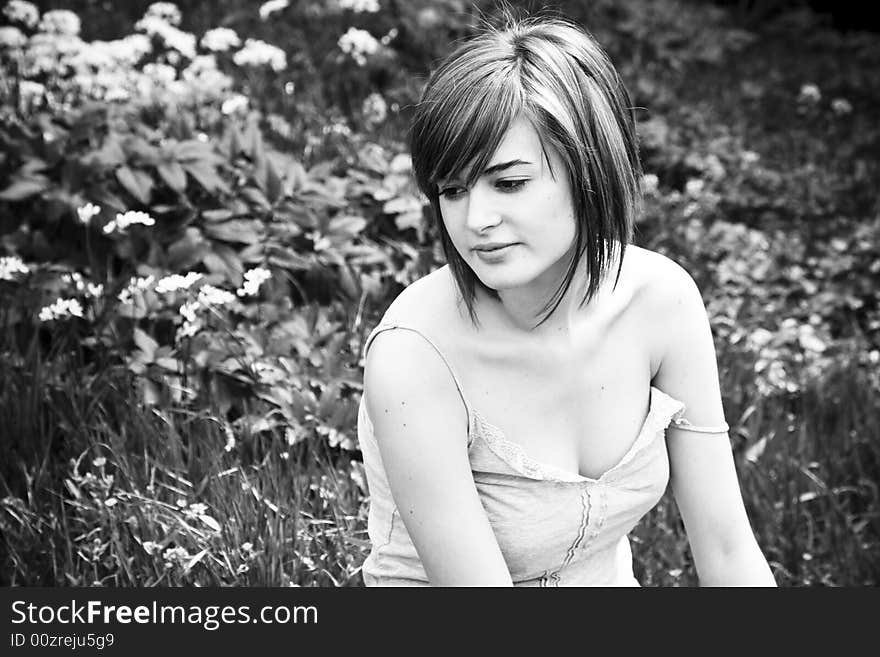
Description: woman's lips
473,243,517,262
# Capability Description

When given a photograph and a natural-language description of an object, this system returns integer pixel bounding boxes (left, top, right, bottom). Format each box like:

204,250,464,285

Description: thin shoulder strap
669,416,730,434
362,319,475,438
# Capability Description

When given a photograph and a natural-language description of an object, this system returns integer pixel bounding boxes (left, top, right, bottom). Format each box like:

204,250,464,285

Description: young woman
356,14,776,586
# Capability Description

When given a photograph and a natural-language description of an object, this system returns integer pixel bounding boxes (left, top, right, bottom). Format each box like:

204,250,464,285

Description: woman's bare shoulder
381,265,463,329
625,245,699,304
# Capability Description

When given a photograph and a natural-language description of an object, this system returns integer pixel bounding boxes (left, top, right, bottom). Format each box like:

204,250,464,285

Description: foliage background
0,0,877,586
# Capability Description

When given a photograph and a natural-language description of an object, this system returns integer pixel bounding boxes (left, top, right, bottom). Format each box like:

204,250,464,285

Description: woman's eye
439,186,466,199
496,179,527,192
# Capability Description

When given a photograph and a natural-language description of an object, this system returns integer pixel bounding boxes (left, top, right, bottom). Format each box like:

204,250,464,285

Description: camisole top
357,318,695,587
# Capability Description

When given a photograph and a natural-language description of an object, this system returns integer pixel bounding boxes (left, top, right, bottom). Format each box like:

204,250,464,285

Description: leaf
198,515,221,532
174,139,221,163
133,328,159,361
0,177,49,201
168,227,208,270
157,161,187,193
264,155,283,204
239,186,271,209
328,214,366,237
202,209,234,222
116,166,153,204
202,244,244,285
184,162,229,194
86,136,126,168
183,548,209,574
203,219,262,244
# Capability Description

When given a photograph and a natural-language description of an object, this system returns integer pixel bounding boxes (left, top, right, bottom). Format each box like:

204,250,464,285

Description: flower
77,203,101,225
362,92,387,125
641,173,659,194
103,211,156,234
221,93,248,115
144,2,182,26
232,38,286,71
162,545,191,569
259,0,289,20
18,80,45,103
142,541,161,555
155,271,203,294
685,178,705,196
0,255,29,280
197,284,235,306
200,27,240,52
37,9,81,36
831,98,852,115
236,267,271,297
797,83,821,104
0,26,27,48
338,27,380,66
38,298,84,322
339,0,380,12
135,14,196,59
117,275,155,304
2,0,39,29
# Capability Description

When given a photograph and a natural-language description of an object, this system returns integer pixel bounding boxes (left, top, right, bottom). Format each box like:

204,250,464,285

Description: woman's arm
650,255,776,586
363,328,514,586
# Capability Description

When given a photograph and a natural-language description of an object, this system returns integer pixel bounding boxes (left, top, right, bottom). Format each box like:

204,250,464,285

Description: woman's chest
455,324,654,481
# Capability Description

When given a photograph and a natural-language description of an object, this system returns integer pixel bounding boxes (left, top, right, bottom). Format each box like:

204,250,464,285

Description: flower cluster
117,275,155,305
200,27,241,53
135,12,196,60
361,92,387,125
831,98,852,115
0,255,29,280
232,38,287,72
103,211,156,234
155,272,203,294
338,0,380,12
236,267,271,297
337,27,380,66
38,298,84,322
0,26,27,48
143,2,182,27
62,272,104,298
221,93,248,115
2,0,39,29
76,203,101,225
38,9,81,36
797,83,821,104
258,0,289,21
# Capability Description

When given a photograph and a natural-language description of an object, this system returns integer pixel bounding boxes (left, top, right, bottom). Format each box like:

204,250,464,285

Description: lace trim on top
471,386,686,484
669,417,730,434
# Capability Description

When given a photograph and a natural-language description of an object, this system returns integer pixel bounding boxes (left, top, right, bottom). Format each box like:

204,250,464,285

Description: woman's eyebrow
481,159,533,176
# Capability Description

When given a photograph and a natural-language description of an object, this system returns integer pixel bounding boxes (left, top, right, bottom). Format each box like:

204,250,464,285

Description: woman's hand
650,253,777,587
364,328,514,586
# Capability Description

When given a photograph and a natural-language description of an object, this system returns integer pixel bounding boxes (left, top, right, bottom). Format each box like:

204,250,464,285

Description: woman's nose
465,187,502,233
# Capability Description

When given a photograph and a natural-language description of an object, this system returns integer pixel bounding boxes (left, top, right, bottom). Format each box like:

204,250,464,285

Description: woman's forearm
697,544,777,587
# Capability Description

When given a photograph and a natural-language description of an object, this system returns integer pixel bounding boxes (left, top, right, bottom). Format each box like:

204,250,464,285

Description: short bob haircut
410,13,642,329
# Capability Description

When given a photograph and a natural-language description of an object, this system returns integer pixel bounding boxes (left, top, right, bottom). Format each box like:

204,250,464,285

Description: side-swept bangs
410,14,642,329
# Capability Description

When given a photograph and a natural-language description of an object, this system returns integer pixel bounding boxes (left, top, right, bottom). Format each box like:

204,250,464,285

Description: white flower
86,283,104,298
198,284,235,306
0,255,29,280
685,178,705,196
37,9,80,36
18,80,45,103
2,1,39,29
232,38,286,71
221,93,248,115
259,0,289,20
155,272,203,294
103,211,156,234
77,203,101,225
104,87,130,102
144,2,181,26
38,298,84,322
338,27,380,66
641,173,659,194
0,26,27,48
135,15,196,59
117,275,155,304
831,98,852,115
142,540,161,555
200,27,240,52
339,0,380,12
236,267,271,297
362,92,387,125
741,150,760,165
143,62,177,83
797,83,821,104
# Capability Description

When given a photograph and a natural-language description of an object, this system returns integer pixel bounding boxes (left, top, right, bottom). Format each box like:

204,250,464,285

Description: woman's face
437,116,577,296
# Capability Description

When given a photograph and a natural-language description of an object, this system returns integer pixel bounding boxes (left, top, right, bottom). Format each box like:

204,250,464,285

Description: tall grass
2,313,878,586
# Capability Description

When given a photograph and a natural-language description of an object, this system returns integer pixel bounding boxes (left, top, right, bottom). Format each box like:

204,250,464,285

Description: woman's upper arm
363,328,513,586
650,258,763,577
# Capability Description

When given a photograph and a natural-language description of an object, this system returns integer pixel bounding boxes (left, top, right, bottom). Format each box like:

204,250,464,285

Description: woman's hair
409,12,642,329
